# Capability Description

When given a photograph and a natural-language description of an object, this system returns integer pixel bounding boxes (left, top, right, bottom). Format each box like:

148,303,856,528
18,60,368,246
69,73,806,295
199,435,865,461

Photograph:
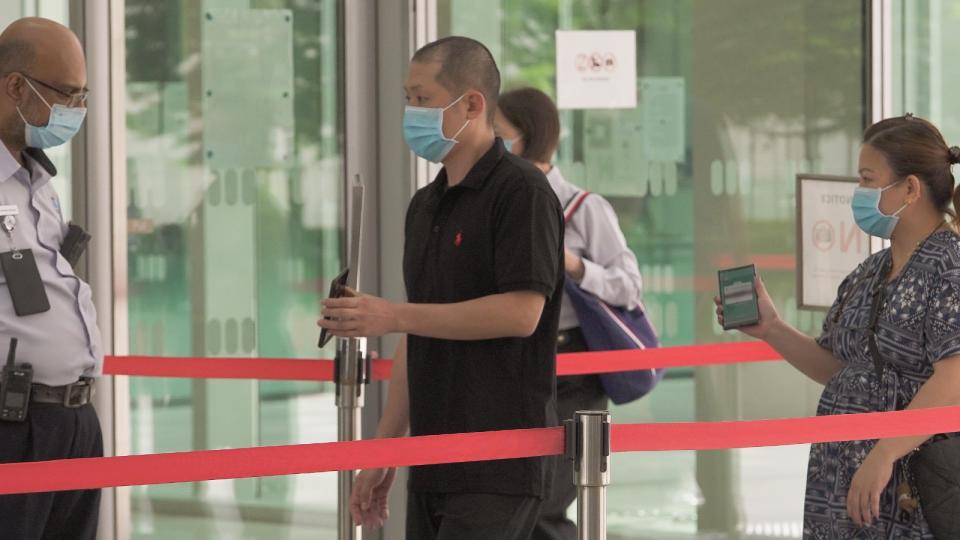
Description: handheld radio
0,338,32,421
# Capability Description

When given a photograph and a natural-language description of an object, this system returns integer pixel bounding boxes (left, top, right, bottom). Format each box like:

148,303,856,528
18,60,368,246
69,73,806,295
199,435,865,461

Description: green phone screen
719,265,759,329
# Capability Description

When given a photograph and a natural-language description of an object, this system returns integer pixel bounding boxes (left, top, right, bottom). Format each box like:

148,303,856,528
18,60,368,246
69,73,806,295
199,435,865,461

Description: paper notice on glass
203,9,294,169
797,175,872,310
641,77,685,163
556,30,637,109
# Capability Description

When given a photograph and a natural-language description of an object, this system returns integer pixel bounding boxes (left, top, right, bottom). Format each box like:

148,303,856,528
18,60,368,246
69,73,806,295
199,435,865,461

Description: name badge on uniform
0,250,50,316
0,204,49,316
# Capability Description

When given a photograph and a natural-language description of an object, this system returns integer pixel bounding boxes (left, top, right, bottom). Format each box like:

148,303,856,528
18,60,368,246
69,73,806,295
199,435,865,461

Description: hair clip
949,146,960,164
904,112,915,120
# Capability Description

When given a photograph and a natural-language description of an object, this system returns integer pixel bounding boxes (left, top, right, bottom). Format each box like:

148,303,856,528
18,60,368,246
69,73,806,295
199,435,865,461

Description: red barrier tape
0,428,563,495
2,405,960,495
102,342,781,381
555,342,781,376
103,356,393,382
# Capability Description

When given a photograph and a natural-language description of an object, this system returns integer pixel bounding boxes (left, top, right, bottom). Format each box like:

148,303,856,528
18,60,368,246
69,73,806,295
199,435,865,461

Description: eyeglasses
21,73,88,108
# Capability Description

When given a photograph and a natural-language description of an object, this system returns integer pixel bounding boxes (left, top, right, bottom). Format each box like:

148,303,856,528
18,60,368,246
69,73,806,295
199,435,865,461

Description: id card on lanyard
0,205,50,316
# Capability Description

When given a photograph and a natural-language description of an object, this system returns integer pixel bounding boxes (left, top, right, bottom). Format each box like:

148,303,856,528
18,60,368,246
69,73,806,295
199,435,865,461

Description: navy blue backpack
562,191,666,405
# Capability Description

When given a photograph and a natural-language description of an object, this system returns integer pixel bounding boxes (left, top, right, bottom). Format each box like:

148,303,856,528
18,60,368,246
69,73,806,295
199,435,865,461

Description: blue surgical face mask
16,78,87,149
403,94,469,163
851,180,909,239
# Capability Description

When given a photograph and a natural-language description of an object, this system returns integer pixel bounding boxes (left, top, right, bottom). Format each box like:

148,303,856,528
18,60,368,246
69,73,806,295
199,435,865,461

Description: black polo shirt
402,138,564,498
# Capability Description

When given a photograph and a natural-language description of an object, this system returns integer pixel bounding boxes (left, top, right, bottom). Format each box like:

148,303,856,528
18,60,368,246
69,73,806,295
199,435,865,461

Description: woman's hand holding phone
715,275,781,341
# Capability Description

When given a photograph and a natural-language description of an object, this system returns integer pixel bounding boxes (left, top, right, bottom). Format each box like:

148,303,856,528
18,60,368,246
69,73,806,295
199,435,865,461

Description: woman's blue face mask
851,179,909,239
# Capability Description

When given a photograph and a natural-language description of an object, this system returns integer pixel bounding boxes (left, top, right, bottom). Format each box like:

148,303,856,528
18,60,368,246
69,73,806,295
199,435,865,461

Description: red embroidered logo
454,231,463,247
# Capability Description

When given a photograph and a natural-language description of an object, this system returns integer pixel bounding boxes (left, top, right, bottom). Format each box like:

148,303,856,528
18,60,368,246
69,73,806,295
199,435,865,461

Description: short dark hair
412,36,500,124
0,38,33,77
863,114,960,229
498,87,560,163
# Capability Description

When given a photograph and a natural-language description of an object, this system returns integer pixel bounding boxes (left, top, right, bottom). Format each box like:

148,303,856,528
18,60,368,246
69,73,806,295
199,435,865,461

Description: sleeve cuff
576,258,604,295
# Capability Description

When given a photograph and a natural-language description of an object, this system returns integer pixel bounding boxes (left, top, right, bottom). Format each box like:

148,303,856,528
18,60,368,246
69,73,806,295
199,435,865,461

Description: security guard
0,18,104,539
320,37,565,539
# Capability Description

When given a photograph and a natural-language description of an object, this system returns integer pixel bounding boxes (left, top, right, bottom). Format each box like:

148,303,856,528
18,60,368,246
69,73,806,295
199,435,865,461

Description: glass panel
891,0,960,144
440,1,865,537
125,1,343,537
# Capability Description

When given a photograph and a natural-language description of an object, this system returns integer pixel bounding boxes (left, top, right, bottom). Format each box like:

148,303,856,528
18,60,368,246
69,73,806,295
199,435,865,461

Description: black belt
31,378,94,408
557,327,584,346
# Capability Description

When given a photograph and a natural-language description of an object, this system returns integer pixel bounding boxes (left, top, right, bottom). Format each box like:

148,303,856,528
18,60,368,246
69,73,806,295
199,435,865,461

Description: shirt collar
432,137,505,194
544,165,580,206
0,144,57,185
0,142,20,183
545,165,565,192
24,148,57,178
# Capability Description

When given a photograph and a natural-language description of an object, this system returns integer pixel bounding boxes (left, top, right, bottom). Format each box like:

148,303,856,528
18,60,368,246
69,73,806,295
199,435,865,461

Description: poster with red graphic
797,175,874,310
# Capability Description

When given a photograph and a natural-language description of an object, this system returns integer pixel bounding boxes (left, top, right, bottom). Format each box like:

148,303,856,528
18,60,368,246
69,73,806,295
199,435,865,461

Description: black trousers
0,402,103,540
407,491,542,540
532,329,608,540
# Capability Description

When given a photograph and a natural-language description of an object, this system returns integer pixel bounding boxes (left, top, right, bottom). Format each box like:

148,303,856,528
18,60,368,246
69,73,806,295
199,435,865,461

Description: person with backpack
495,87,645,540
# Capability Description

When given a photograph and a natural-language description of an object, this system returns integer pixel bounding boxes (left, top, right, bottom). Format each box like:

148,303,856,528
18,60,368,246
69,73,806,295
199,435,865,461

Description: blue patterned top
804,230,960,539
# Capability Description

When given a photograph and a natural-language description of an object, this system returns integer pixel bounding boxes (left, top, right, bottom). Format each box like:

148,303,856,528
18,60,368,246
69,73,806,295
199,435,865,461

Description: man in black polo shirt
318,36,564,539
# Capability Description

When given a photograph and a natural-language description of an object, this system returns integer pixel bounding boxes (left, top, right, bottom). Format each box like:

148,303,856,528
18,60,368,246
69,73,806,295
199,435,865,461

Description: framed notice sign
556,30,637,109
797,174,874,310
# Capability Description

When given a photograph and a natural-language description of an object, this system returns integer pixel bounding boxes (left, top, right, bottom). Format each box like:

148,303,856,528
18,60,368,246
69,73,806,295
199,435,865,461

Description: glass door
890,0,960,138
124,1,345,537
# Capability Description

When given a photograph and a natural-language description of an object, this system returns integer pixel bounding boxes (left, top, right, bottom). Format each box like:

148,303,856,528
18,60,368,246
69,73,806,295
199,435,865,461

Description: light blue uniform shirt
0,143,102,385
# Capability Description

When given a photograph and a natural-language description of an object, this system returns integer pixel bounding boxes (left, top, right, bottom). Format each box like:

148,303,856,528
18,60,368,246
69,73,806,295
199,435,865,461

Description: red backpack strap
563,191,591,224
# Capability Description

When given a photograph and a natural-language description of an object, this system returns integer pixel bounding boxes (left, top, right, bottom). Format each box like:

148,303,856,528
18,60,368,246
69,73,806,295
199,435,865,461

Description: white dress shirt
546,166,644,331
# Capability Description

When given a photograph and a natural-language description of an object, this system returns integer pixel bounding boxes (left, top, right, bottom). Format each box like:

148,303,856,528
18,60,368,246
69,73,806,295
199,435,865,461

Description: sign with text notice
797,175,873,310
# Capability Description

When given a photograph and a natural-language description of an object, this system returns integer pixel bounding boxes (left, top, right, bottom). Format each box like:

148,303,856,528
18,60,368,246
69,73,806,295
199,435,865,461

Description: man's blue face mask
402,94,469,163
16,77,87,149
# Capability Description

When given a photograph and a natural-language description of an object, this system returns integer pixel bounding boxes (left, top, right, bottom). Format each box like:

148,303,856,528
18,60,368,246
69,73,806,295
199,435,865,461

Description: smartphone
718,264,760,330
317,268,350,348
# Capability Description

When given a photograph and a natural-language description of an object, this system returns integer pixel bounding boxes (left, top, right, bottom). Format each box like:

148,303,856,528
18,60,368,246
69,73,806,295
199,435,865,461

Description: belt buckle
63,381,90,408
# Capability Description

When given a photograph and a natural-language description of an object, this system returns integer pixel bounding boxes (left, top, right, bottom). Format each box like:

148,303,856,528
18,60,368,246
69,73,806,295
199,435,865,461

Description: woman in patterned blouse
717,114,960,538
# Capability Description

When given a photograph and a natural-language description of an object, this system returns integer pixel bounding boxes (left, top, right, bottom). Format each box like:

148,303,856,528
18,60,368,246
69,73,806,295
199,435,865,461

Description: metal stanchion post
566,410,611,540
336,180,368,540
336,336,369,540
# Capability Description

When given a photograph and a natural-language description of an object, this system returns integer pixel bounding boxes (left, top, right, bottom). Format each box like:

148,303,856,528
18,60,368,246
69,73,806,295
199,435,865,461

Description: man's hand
350,467,397,529
317,288,401,338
